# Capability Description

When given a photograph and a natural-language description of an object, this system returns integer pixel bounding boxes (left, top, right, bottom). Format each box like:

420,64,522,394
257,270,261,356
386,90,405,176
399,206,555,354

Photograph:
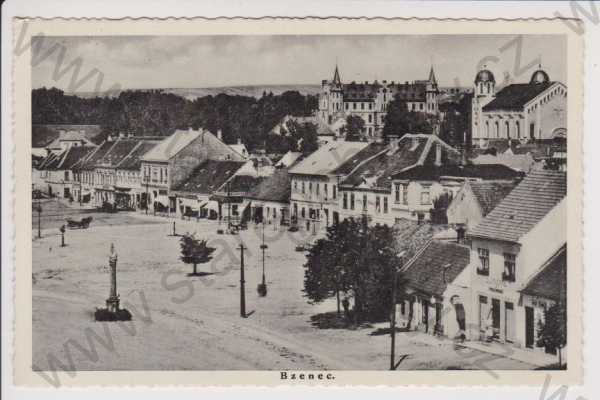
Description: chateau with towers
318,65,440,140
471,64,567,148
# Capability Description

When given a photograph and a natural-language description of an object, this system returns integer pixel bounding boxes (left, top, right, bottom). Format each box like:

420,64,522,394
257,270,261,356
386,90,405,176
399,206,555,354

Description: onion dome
530,68,550,84
475,68,495,84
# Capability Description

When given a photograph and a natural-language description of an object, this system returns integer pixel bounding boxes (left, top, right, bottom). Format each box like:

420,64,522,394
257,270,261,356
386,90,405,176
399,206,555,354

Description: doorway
491,299,501,339
505,302,515,343
525,306,535,348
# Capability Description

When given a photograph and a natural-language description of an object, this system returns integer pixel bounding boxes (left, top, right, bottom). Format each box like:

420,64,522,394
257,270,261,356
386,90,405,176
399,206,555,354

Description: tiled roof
341,134,461,190
32,124,101,148
289,140,368,176
332,142,389,176
468,170,566,243
172,160,246,195
39,152,62,170
471,153,536,173
117,141,160,170
482,82,555,112
96,139,140,168
141,129,202,162
521,244,566,302
391,164,523,181
402,240,471,297
216,174,262,195
247,169,292,203
76,141,116,171
57,146,95,170
469,181,518,216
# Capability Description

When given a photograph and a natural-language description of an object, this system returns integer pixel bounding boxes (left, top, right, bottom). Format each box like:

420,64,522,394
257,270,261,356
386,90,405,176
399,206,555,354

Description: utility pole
227,181,231,231
238,243,247,318
390,251,406,371
145,173,149,215
37,202,42,239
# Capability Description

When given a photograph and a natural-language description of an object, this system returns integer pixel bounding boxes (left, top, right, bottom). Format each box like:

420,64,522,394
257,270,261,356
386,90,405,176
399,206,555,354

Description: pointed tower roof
332,64,342,85
428,66,437,85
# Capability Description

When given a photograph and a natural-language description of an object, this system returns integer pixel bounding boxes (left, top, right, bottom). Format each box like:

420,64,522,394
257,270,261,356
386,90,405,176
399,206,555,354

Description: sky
31,34,567,92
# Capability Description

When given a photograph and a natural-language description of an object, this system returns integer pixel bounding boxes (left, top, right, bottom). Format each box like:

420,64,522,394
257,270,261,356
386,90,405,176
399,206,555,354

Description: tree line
32,87,318,152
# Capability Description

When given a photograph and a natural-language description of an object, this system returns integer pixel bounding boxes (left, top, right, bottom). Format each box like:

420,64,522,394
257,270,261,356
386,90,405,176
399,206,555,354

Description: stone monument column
106,244,120,313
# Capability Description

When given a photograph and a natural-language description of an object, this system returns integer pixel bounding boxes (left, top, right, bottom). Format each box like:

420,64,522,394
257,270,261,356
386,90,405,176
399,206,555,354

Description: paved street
32,205,535,371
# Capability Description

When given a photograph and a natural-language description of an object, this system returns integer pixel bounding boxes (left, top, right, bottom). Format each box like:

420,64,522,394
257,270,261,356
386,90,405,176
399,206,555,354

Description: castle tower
319,64,344,125
426,66,439,114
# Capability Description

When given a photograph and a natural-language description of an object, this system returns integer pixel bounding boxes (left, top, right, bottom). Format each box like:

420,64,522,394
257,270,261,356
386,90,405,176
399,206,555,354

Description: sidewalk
456,340,558,368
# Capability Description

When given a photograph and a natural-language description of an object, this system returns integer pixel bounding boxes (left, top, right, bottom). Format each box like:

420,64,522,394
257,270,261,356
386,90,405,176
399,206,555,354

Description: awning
155,195,169,207
198,201,208,209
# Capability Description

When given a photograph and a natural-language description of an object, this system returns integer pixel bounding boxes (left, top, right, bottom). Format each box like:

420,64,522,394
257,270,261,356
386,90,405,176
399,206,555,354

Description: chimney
435,143,442,166
237,137,242,145
217,129,223,141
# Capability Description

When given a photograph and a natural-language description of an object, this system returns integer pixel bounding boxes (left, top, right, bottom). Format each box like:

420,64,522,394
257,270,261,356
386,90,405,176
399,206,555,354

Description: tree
303,218,405,323
429,192,453,225
179,233,216,276
382,95,436,141
343,115,365,141
285,120,319,155
537,302,567,367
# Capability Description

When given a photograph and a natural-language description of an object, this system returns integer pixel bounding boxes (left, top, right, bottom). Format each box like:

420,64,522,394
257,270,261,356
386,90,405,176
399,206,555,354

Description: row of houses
33,125,567,358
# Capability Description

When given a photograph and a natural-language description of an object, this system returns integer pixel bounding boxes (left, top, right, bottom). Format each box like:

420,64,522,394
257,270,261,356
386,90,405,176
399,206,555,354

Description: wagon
66,216,93,229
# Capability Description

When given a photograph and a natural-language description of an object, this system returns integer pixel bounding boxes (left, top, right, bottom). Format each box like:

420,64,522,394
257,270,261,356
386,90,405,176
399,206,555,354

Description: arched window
485,121,490,138
495,121,499,138
505,121,510,138
516,121,520,138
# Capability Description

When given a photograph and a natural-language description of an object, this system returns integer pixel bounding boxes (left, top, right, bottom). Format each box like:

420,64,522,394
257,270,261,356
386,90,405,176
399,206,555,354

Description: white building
465,170,566,350
471,66,567,148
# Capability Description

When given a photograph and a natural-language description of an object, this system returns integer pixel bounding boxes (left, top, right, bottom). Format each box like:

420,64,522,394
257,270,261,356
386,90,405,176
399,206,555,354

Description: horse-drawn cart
66,216,93,229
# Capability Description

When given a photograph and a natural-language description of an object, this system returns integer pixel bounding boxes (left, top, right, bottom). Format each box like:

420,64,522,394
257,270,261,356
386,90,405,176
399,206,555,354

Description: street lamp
390,250,406,371
36,203,42,239
257,222,268,297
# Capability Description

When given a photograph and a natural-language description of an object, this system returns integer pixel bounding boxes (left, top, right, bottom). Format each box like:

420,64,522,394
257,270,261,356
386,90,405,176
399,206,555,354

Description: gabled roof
402,240,471,297
289,140,368,176
117,140,160,170
471,153,536,173
521,244,566,302
468,170,566,243
76,141,116,171
57,146,95,170
275,151,302,168
96,139,140,168
482,82,557,112
391,164,523,182
46,130,96,149
469,180,518,216
33,124,101,148
141,129,203,162
171,159,246,195
341,134,461,190
247,169,292,203
39,152,62,170
332,142,389,176
216,174,262,195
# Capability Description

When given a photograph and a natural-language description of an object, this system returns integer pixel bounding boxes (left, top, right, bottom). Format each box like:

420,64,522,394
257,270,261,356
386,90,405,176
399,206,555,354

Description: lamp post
238,243,247,317
390,250,406,371
257,222,268,297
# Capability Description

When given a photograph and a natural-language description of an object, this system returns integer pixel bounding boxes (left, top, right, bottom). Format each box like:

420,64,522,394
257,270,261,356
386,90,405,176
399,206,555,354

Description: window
420,190,430,205
343,193,348,209
369,103,373,110
420,103,424,111
301,208,305,218
362,194,368,211
301,181,305,194
402,184,408,205
375,196,381,213
309,182,312,194
345,103,349,110
316,183,320,197
383,197,388,213
333,184,337,199
503,253,516,282
394,183,401,203
353,103,357,110
477,248,490,275
350,193,355,210
368,114,372,123
324,183,328,200
361,103,364,110
294,181,298,192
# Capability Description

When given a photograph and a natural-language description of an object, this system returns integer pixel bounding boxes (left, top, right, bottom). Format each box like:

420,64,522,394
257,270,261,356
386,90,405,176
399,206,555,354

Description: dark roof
216,174,262,195
391,164,523,181
39,152,62,170
77,141,116,171
469,181,518,216
117,141,160,170
341,135,460,190
247,169,292,203
521,245,566,301
57,146,95,170
402,241,470,297
332,142,388,176
172,160,246,195
482,82,554,112
96,139,140,168
469,170,566,243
